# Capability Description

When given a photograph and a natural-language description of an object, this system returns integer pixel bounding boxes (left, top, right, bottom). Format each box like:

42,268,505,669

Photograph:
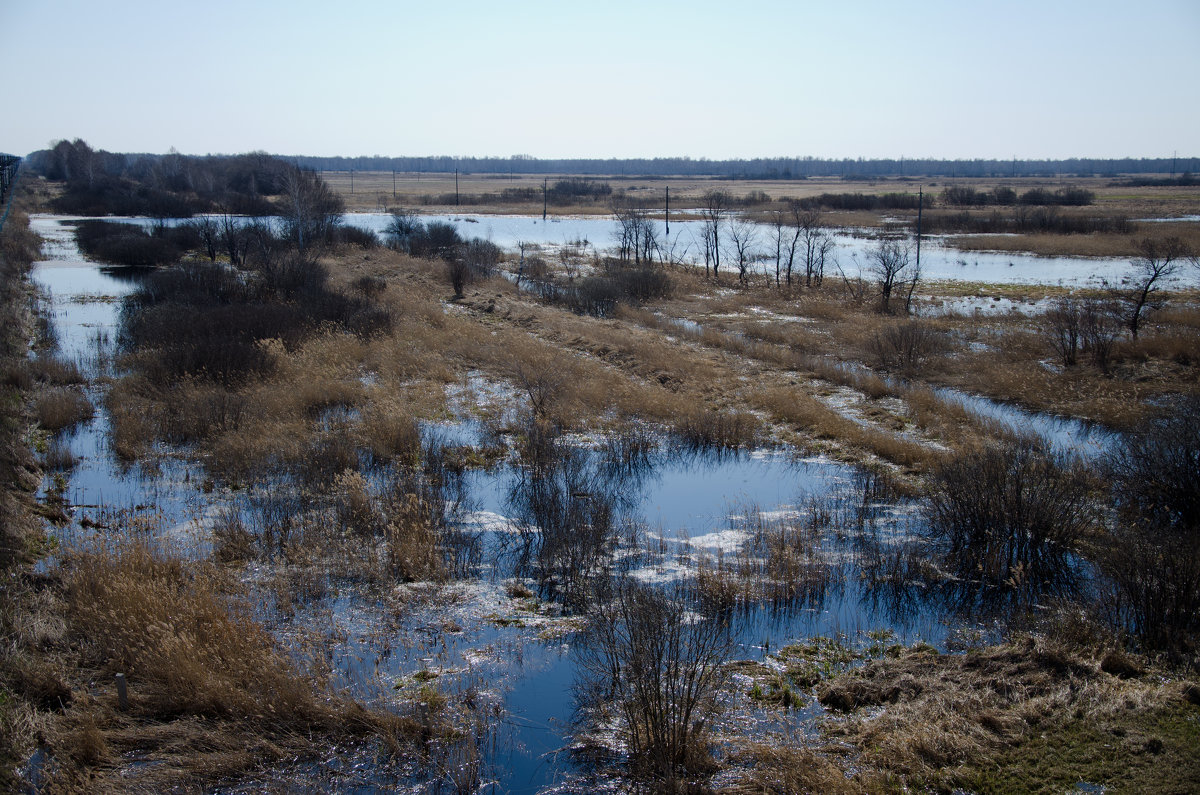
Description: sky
2,0,1198,161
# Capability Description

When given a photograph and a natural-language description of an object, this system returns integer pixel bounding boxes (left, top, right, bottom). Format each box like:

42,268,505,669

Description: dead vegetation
8,166,1200,792
16,540,418,791
808,638,1200,794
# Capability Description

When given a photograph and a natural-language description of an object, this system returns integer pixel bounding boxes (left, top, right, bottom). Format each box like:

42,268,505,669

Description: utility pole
915,187,923,271
542,177,548,221
392,169,396,199
350,169,354,194
1172,150,1178,177
455,168,459,206
665,186,670,237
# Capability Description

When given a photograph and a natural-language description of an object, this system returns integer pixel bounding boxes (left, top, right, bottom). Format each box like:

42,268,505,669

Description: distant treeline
27,143,1198,196
26,140,300,217
285,154,1199,179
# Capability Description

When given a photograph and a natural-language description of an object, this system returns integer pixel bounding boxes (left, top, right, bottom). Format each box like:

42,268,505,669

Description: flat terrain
325,170,1200,257
4,178,1199,792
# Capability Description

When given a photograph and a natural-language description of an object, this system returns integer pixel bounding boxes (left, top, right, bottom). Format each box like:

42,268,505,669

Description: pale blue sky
2,0,1197,160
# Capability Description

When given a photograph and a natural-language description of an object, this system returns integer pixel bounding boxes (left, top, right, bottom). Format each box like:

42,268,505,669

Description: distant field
324,171,1200,257
325,170,1200,213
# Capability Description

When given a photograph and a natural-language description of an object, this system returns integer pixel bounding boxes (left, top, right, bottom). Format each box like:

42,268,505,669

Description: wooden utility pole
542,177,548,221
455,168,459,206
665,186,670,236
915,187,923,270
392,169,396,199
350,169,354,193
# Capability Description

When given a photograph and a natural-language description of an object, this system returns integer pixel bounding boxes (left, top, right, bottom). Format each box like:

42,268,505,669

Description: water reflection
31,212,1107,793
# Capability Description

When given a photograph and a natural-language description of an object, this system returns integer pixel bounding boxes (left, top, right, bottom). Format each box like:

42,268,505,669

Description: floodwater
28,214,1094,792
112,210,1149,287
343,212,1146,288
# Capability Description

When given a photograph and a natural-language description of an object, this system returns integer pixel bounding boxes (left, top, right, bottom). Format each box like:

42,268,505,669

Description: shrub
33,386,94,432
409,221,462,259
924,440,1096,611
576,579,732,787
1102,398,1200,658
122,258,390,387
867,321,944,374
334,224,379,248
1043,297,1083,367
74,220,180,267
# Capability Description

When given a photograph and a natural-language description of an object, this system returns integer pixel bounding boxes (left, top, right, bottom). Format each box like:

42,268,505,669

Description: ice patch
686,529,749,553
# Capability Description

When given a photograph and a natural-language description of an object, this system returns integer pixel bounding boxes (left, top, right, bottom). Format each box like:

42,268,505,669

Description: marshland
2,145,1199,794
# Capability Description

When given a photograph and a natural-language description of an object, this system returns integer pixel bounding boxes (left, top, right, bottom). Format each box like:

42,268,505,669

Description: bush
1102,398,1200,658
74,221,181,267
409,221,462,259
867,321,945,374
33,386,94,432
924,440,1096,611
122,258,390,386
334,225,379,248
576,579,732,787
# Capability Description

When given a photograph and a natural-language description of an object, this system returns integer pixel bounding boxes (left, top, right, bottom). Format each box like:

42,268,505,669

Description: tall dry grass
36,541,413,790
33,386,94,432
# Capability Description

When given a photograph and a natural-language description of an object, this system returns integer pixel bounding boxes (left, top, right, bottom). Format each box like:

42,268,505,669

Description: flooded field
108,210,1152,288
28,214,1048,791
23,211,1192,794
343,212,1143,288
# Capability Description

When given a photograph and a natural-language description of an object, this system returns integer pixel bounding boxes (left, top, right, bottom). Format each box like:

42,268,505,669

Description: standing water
31,214,1024,792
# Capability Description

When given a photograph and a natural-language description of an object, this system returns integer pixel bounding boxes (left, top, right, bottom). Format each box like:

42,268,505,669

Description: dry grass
32,386,93,432
724,741,873,794
951,223,1200,258
812,637,1199,793
752,386,940,470
27,352,86,386
28,540,414,791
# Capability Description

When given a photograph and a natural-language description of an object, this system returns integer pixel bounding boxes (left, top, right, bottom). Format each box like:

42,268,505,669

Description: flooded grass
13,213,1199,793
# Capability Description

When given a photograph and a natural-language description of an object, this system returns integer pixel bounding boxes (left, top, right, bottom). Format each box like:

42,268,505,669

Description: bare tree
612,201,661,265
1117,236,1194,339
791,204,834,288
279,166,343,252
515,240,531,289
699,190,731,280
768,209,787,287
219,211,249,268
1080,298,1123,373
726,215,761,285
869,238,914,314
191,216,219,262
